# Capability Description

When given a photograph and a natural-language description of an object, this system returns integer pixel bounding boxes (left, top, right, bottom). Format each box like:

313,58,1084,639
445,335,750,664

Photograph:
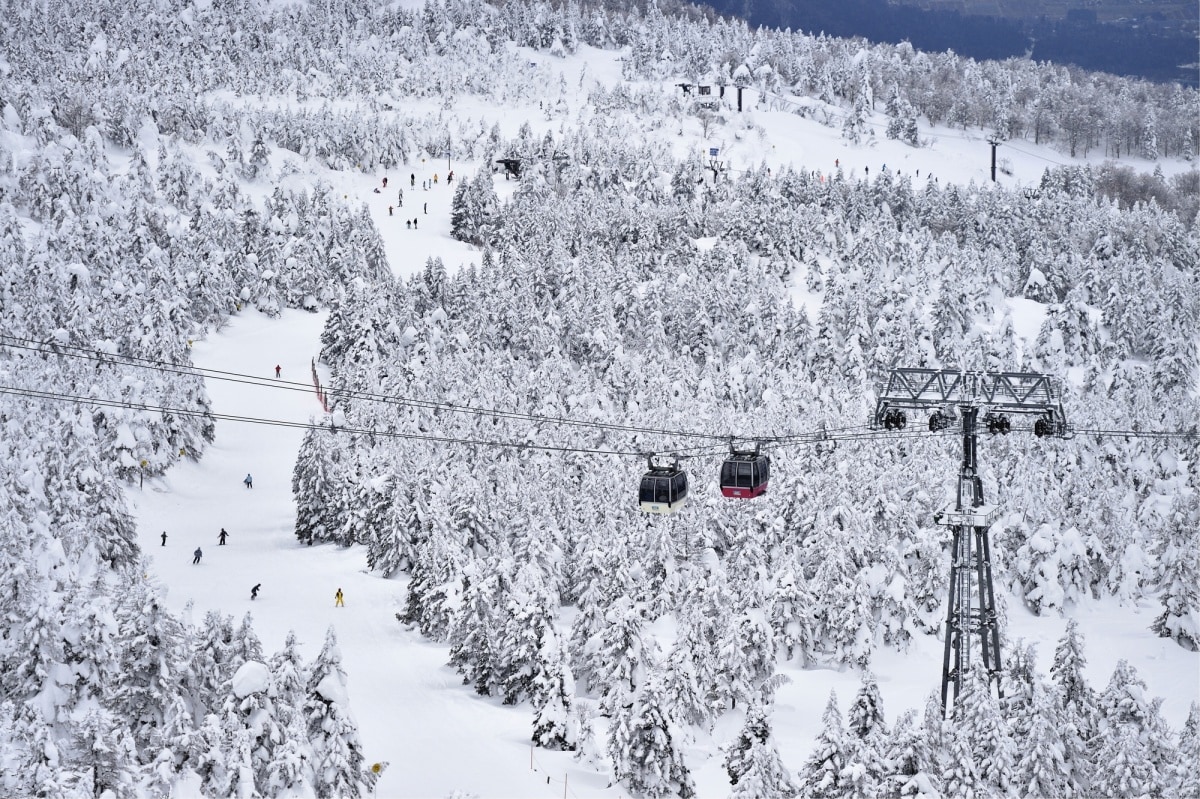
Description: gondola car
639,457,688,514
720,446,770,499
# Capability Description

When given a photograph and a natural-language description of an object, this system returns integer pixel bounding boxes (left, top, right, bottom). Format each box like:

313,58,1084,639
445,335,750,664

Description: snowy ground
126,43,1199,798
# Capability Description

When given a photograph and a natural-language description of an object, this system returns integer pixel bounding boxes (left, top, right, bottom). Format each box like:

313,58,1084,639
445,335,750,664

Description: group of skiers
169,473,348,606
384,173,441,223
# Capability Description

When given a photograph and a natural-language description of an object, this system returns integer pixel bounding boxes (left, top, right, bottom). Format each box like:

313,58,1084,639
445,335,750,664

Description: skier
193,547,202,565
335,588,345,607
251,583,261,600
413,218,418,229
398,188,404,207
218,528,229,545
423,202,427,215
433,173,438,184
410,173,415,187
244,473,253,489
388,205,393,216
406,220,411,229
161,531,167,547
275,364,281,377
382,176,388,188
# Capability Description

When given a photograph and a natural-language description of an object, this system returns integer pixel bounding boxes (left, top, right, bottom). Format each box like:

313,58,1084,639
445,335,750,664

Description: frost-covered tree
592,596,657,717
188,610,236,720
953,665,1018,796
1050,618,1100,759
723,695,798,799
1092,658,1173,795
258,633,314,797
796,691,849,799
881,709,942,798
1168,703,1200,799
608,668,695,799
530,628,578,751
292,425,345,546
841,671,889,798
447,558,506,697
1151,495,1200,651
305,627,369,799
1014,679,1072,799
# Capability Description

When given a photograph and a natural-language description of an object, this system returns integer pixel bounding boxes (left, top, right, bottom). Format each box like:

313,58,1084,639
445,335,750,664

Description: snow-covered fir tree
608,667,696,799
796,691,850,799
304,628,371,799
722,694,798,799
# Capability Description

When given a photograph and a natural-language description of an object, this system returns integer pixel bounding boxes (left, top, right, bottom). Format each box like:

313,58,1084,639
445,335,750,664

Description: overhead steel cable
0,384,645,458
0,334,732,442
0,333,852,446
7,337,1195,450
4,381,1194,476
1069,427,1199,441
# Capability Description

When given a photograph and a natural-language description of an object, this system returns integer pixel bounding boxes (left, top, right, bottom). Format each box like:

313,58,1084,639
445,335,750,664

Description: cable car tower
871,368,1069,712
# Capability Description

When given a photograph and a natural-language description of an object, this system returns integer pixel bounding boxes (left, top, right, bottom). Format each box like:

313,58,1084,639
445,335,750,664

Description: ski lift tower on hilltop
871,368,1069,712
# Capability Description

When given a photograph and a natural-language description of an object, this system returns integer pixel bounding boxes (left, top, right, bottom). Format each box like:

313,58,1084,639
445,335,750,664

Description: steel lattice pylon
871,368,1068,711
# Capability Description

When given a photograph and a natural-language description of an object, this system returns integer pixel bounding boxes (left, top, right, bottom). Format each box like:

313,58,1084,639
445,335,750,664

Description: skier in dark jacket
219,528,229,545
251,583,261,600
193,547,202,564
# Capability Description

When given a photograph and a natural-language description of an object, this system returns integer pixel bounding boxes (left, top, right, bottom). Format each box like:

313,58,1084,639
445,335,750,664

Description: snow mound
232,661,271,698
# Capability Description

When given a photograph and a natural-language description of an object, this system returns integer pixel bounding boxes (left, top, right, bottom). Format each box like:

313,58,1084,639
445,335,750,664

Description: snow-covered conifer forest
0,0,1198,796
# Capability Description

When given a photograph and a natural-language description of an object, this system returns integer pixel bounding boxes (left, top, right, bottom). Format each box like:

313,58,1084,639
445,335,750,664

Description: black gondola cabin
639,459,688,514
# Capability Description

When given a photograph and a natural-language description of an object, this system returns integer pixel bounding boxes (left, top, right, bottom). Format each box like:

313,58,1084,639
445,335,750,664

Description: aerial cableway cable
5,381,1195,517
0,335,736,443
0,333,859,447
3,337,1195,463
0,382,964,456
0,384,646,458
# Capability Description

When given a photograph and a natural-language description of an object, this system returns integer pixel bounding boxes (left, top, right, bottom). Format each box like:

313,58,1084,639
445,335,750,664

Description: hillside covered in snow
0,0,1197,797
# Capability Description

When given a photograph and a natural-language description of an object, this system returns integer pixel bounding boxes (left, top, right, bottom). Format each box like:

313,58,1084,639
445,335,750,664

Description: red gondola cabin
720,449,770,498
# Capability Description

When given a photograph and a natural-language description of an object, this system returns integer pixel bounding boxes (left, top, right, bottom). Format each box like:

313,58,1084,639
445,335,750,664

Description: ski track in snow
124,43,1199,798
